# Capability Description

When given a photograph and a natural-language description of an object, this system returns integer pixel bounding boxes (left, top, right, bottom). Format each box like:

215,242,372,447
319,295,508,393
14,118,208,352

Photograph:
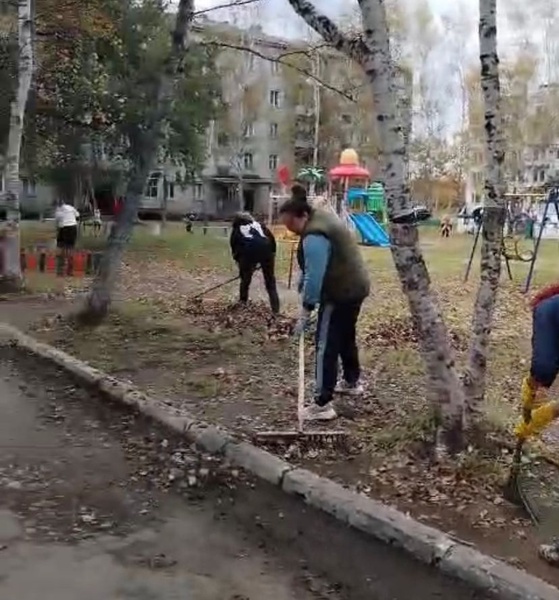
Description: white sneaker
335,381,364,395
301,404,337,421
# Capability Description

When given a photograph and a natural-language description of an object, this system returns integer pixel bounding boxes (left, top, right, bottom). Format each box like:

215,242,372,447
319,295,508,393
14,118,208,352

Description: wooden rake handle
298,333,305,432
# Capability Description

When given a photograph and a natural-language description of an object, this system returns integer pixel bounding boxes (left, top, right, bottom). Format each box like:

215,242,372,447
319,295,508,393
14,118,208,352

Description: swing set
463,186,559,293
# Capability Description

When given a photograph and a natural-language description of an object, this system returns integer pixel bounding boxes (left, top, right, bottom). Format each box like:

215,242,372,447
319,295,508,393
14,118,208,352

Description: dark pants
56,225,77,249
238,253,280,314
315,300,363,406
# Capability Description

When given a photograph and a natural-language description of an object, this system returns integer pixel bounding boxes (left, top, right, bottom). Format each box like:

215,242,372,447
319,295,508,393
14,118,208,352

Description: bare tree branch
284,0,365,62
194,0,261,17
202,39,358,102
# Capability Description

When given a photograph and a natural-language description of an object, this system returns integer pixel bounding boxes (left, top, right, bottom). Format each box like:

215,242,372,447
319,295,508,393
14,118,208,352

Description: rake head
502,440,540,523
255,430,349,451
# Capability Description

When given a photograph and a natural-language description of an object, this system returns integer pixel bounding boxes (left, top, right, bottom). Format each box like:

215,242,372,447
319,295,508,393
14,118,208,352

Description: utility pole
161,171,168,228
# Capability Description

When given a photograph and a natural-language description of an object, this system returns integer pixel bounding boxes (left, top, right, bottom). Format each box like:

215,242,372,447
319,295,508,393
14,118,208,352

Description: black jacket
230,215,276,263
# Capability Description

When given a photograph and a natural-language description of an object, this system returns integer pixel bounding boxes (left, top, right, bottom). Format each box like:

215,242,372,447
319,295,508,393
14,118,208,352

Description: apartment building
2,18,413,220
186,18,413,218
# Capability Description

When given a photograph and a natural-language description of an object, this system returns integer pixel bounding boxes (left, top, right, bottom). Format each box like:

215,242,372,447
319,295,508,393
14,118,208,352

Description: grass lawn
16,220,559,585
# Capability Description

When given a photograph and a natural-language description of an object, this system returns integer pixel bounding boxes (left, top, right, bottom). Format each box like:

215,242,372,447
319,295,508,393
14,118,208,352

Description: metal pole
523,189,555,293
464,220,482,282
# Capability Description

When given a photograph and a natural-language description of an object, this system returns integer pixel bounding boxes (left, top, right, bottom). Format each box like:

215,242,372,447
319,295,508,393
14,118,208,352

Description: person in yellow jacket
514,283,559,565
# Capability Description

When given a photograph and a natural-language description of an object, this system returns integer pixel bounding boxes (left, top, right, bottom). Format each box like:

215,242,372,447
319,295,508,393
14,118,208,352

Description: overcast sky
193,0,556,135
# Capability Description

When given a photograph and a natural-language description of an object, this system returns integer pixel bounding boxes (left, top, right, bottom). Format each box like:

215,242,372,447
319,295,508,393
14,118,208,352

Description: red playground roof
328,164,370,179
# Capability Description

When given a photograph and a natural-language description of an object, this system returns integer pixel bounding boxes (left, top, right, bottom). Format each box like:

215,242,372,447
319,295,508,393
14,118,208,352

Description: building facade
3,19,413,220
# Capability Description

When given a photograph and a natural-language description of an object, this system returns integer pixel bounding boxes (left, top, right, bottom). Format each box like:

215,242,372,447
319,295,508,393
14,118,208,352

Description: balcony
294,131,315,150
295,104,314,117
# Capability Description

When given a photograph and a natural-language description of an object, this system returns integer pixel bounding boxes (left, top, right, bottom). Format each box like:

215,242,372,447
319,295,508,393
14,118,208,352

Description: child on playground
93,207,102,235
514,282,559,566
440,214,452,237
229,212,280,314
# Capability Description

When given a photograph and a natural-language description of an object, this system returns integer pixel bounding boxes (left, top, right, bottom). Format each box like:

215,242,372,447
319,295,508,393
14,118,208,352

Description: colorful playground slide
349,213,390,247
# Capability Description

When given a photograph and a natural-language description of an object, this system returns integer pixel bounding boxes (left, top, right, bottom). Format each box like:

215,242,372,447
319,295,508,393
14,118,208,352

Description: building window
268,154,278,170
194,183,203,199
269,90,281,108
167,181,175,199
243,122,255,138
243,153,254,170
271,61,280,74
147,172,160,198
269,122,278,138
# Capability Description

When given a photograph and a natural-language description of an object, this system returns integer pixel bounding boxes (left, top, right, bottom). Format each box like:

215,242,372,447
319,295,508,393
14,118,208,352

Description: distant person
230,212,280,314
93,207,102,235
184,213,195,233
280,184,370,421
472,205,483,229
54,200,79,252
440,214,452,238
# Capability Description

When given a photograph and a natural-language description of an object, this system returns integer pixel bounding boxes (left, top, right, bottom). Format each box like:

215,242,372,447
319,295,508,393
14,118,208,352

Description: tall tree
80,0,197,321
462,0,506,416
0,0,34,289
285,0,507,453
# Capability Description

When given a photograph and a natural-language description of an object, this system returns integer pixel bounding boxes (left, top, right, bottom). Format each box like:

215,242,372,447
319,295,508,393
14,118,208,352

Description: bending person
229,212,280,314
280,185,370,421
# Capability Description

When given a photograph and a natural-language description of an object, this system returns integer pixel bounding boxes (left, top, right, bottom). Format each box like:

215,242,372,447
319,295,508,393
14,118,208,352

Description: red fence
20,250,102,278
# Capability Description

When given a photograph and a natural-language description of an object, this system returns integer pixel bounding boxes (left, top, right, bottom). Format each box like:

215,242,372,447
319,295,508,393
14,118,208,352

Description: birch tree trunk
79,0,195,322
462,0,506,418
0,0,34,291
309,51,321,198
286,0,466,452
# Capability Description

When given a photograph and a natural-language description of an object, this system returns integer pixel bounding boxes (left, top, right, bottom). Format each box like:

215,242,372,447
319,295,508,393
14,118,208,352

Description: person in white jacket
54,200,79,252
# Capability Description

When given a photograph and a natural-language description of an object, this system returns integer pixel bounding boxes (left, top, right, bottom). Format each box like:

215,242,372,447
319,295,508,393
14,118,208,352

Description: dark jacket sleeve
262,224,276,254
230,228,241,262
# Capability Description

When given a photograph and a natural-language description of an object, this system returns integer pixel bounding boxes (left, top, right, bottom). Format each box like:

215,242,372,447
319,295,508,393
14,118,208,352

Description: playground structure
265,149,390,287
269,149,390,248
327,149,389,248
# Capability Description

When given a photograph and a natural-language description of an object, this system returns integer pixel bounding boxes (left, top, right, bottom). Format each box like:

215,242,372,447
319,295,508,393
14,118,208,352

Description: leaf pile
362,314,467,351
182,299,295,340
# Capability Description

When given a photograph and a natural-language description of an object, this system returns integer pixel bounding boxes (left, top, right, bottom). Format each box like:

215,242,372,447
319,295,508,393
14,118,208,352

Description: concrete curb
1,322,557,600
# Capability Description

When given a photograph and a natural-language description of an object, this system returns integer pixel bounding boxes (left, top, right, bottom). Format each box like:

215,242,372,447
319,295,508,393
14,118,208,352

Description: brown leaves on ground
183,300,294,340
362,314,468,351
19,227,559,584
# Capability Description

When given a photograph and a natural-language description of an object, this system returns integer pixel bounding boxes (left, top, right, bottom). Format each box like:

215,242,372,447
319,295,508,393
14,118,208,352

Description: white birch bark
80,0,195,321
1,0,33,289
286,0,466,451
462,0,506,418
